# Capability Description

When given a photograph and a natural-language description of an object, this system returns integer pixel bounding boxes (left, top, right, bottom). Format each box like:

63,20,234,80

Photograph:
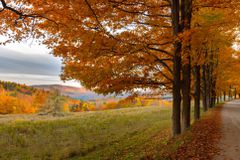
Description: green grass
0,106,172,160
0,101,216,160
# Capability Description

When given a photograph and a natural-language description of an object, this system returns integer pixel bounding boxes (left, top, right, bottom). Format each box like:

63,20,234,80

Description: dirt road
215,100,240,160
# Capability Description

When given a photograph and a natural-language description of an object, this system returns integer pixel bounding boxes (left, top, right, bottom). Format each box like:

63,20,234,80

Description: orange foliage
101,102,119,110
0,90,36,114
69,101,96,112
100,96,172,110
0,82,92,114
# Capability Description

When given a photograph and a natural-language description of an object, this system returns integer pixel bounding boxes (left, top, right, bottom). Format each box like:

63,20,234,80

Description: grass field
0,106,173,160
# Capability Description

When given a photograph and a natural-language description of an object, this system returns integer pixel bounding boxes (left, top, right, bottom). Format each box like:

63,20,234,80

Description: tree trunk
181,0,192,132
172,45,182,136
202,65,208,112
211,77,216,107
224,91,226,101
229,86,231,101
206,65,211,108
234,88,237,99
194,65,201,120
171,0,182,137
182,60,191,131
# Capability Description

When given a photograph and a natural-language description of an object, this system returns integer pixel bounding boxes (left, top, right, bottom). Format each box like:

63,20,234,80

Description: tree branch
0,0,58,25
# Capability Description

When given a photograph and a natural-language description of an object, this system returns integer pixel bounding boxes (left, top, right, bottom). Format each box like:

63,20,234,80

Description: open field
0,106,173,160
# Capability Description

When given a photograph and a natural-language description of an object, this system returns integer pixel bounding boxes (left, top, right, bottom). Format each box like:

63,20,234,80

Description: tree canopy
1,0,240,136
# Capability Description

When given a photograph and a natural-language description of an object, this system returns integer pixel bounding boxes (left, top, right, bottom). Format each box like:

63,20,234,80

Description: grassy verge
0,103,222,160
0,106,172,160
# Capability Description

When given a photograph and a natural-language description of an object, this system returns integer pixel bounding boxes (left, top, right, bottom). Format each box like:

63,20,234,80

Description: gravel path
215,100,240,160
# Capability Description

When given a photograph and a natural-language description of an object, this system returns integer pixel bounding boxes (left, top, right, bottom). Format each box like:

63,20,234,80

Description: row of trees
1,0,240,136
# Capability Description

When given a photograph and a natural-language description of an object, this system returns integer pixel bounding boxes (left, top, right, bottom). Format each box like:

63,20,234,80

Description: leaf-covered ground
139,105,222,160
167,106,222,160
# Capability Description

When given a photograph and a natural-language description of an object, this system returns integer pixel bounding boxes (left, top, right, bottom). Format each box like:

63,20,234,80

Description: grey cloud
0,47,62,76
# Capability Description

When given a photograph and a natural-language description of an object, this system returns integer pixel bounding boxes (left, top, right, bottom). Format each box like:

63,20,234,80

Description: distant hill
32,84,126,100
0,80,37,95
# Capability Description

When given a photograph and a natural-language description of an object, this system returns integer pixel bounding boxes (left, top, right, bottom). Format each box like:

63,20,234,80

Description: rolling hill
32,84,126,100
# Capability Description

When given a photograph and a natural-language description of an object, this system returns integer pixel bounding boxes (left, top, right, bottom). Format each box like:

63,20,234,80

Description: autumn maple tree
1,0,240,136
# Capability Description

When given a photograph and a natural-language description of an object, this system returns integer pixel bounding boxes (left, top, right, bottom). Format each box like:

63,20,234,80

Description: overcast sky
0,40,81,87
